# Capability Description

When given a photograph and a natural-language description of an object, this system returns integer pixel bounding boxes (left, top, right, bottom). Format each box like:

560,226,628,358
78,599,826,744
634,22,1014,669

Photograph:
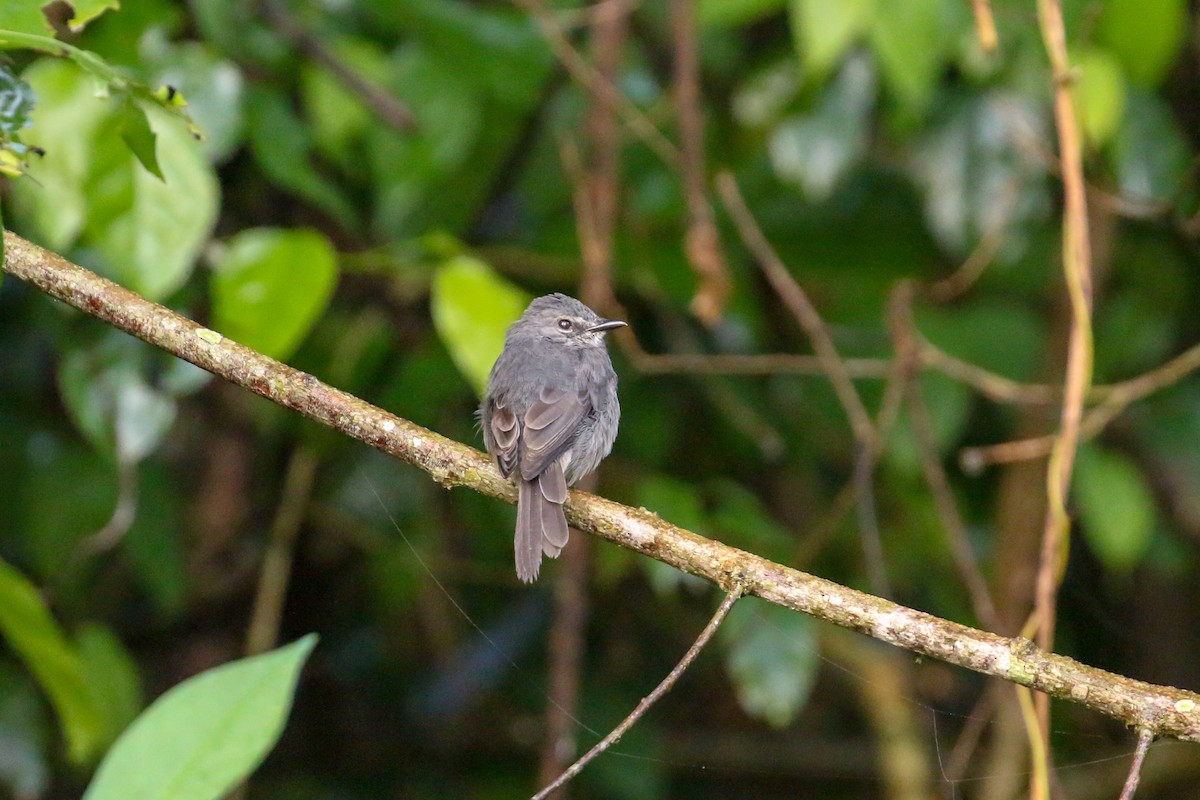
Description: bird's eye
557,318,573,331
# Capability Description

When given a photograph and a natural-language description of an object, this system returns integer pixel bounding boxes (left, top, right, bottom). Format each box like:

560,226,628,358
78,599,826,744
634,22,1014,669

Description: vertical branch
245,447,320,656
539,4,630,791
969,0,998,54
1032,0,1094,754
670,0,730,326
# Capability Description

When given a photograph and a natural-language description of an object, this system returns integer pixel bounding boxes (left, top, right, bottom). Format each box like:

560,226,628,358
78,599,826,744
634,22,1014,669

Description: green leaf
1073,49,1126,150
150,43,244,164
0,0,54,35
430,256,530,396
0,557,106,763
8,59,112,250
76,625,142,749
83,635,317,800
244,85,359,232
722,599,819,728
116,100,163,180
789,0,874,82
12,60,219,300
1074,446,1157,573
1095,0,1187,87
65,0,121,32
210,228,339,361
869,0,958,119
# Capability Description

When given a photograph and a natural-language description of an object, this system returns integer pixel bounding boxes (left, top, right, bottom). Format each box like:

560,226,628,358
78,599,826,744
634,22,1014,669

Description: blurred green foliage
1,0,1200,797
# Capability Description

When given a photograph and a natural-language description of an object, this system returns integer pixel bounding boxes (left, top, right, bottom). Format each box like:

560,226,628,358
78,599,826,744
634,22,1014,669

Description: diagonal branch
4,230,1200,743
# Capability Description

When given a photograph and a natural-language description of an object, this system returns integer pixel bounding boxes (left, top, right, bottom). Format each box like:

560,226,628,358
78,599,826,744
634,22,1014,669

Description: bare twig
7,232,1200,742
513,0,680,166
260,0,417,133
244,446,320,656
1032,0,1096,774
1118,729,1155,800
889,284,999,629
532,589,742,800
670,0,730,326
715,171,873,441
968,0,998,54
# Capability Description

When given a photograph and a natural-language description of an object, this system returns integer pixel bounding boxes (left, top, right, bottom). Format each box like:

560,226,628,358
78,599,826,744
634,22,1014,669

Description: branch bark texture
4,230,1200,743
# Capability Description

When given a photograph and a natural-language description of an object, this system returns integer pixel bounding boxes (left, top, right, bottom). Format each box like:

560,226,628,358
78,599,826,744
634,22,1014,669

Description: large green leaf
83,635,317,800
210,227,339,361
1074,446,1157,573
0,558,106,763
12,59,219,300
0,0,53,35
722,599,819,728
430,256,530,396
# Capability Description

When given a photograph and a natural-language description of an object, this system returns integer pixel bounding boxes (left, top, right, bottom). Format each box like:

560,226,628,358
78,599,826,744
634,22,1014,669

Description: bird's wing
487,401,520,478
521,385,590,479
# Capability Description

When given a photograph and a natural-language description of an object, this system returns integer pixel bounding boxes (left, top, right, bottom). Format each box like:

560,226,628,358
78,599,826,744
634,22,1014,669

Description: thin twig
1032,0,1095,773
889,284,999,629
532,589,742,800
968,0,998,54
1118,729,1155,800
670,0,730,326
7,232,1200,742
513,0,680,166
260,0,417,133
715,171,873,441
632,351,890,378
245,447,320,656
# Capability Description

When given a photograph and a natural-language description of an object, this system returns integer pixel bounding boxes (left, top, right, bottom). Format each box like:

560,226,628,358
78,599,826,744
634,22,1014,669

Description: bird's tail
515,464,570,582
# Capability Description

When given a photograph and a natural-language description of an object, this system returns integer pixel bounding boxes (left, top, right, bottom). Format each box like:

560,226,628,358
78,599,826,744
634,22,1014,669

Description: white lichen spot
381,420,396,432
1070,684,1089,701
1175,699,1196,713
872,609,907,639
196,328,222,344
411,436,422,448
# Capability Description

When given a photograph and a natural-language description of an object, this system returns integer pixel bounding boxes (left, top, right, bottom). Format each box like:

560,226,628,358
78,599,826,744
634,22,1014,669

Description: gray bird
479,293,626,582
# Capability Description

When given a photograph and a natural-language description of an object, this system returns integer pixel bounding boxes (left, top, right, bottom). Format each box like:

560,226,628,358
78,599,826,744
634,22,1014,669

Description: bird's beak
587,319,628,333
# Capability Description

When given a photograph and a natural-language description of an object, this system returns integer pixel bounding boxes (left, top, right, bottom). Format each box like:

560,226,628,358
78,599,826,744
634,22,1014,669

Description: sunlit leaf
66,0,121,32
1074,446,1157,573
83,635,317,800
789,0,873,82
723,599,819,728
430,256,530,396
211,227,339,361
0,558,106,763
869,0,959,118
1073,49,1126,150
0,0,54,35
1095,0,1187,87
